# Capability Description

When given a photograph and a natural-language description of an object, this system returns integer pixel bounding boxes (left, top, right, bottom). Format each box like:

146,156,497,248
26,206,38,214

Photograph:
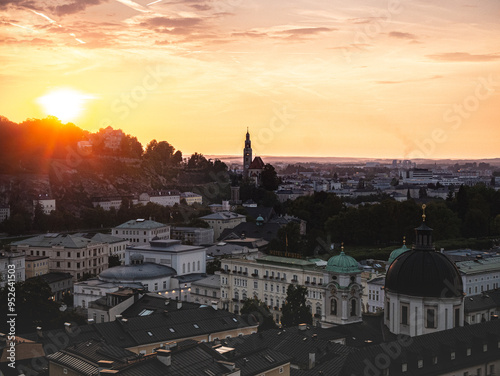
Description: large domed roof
326,251,360,273
100,263,176,282
385,217,463,298
385,250,463,298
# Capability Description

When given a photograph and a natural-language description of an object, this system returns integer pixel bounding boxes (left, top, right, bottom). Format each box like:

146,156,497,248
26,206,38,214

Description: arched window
316,305,321,316
193,261,195,271
188,263,191,273
331,298,337,315
197,260,200,270
350,299,357,316
234,291,239,300
182,263,185,273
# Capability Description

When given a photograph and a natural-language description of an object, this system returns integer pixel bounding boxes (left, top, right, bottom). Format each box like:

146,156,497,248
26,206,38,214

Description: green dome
326,251,360,273
388,244,409,264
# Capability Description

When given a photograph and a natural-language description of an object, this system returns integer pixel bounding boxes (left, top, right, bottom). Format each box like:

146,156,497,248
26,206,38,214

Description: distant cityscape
0,129,500,376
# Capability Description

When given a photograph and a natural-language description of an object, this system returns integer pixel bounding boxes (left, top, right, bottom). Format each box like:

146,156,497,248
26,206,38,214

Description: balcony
251,273,258,277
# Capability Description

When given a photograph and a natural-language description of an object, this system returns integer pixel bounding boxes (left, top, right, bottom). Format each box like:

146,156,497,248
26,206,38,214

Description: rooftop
12,233,101,249
114,219,168,230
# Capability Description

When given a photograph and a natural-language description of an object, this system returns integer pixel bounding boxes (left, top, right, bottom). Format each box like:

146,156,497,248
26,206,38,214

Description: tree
206,258,221,274
187,152,210,170
108,254,121,268
281,284,312,327
0,278,61,333
261,164,280,191
240,297,277,331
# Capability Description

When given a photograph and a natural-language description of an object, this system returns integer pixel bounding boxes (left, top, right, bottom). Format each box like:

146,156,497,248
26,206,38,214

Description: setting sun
37,88,94,123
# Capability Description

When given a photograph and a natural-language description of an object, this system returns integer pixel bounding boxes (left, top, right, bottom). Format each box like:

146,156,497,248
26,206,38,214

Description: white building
180,192,203,205
92,197,122,211
384,221,464,337
0,250,25,288
73,254,177,309
112,219,170,245
139,191,180,207
365,276,384,313
0,205,10,222
191,274,221,307
125,238,206,276
200,211,246,240
456,256,500,296
33,195,56,215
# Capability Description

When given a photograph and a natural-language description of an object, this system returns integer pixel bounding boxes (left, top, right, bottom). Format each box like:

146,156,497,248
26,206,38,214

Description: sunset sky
1,0,499,159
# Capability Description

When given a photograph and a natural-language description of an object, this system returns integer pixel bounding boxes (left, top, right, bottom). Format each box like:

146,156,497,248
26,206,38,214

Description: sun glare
37,88,94,123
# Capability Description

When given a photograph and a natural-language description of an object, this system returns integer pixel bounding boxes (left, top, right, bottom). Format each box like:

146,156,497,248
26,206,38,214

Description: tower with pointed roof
323,244,363,325
243,128,252,178
384,205,464,336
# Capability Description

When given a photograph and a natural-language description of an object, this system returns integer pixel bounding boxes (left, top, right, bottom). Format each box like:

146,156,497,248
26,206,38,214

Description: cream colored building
25,255,49,278
218,252,363,327
12,233,108,281
180,191,203,205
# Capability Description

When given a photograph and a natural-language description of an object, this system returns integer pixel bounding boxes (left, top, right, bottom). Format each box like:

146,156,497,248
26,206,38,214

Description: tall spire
243,128,252,178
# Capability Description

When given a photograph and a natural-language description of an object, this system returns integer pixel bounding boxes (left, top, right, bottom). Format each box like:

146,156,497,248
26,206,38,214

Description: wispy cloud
53,0,108,16
388,31,418,40
426,52,500,62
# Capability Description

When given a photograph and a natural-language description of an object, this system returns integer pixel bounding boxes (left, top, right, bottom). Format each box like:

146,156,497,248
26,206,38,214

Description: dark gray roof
218,222,281,242
114,219,167,230
12,233,101,249
121,294,201,318
465,290,500,313
340,319,500,375
34,272,73,284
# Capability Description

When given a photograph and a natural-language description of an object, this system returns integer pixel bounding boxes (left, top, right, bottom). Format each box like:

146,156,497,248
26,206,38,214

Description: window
331,298,337,315
454,307,460,327
254,281,258,289
417,360,423,368
350,299,357,316
386,300,390,320
432,356,437,365
483,344,488,352
198,261,200,270
450,352,455,360
401,304,409,325
426,308,436,328
466,348,471,356
279,367,283,373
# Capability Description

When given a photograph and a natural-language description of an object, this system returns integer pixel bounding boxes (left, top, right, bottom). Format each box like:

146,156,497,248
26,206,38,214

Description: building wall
34,199,56,215
0,253,25,288
16,243,108,281
219,259,325,324
125,248,206,276
0,207,10,222
25,257,49,278
49,362,85,376
204,217,246,240
462,270,500,296
112,225,170,245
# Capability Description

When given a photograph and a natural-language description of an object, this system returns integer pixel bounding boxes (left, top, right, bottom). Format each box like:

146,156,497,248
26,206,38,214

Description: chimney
156,349,171,366
64,322,72,335
211,301,218,310
87,319,95,325
217,360,236,371
298,323,307,331
36,327,43,338
177,300,182,310
309,352,316,369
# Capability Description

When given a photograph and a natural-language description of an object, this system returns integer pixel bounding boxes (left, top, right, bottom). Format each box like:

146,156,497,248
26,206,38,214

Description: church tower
243,128,252,178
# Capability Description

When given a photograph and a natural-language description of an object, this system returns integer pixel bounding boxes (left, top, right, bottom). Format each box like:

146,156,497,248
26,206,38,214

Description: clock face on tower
245,164,249,169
